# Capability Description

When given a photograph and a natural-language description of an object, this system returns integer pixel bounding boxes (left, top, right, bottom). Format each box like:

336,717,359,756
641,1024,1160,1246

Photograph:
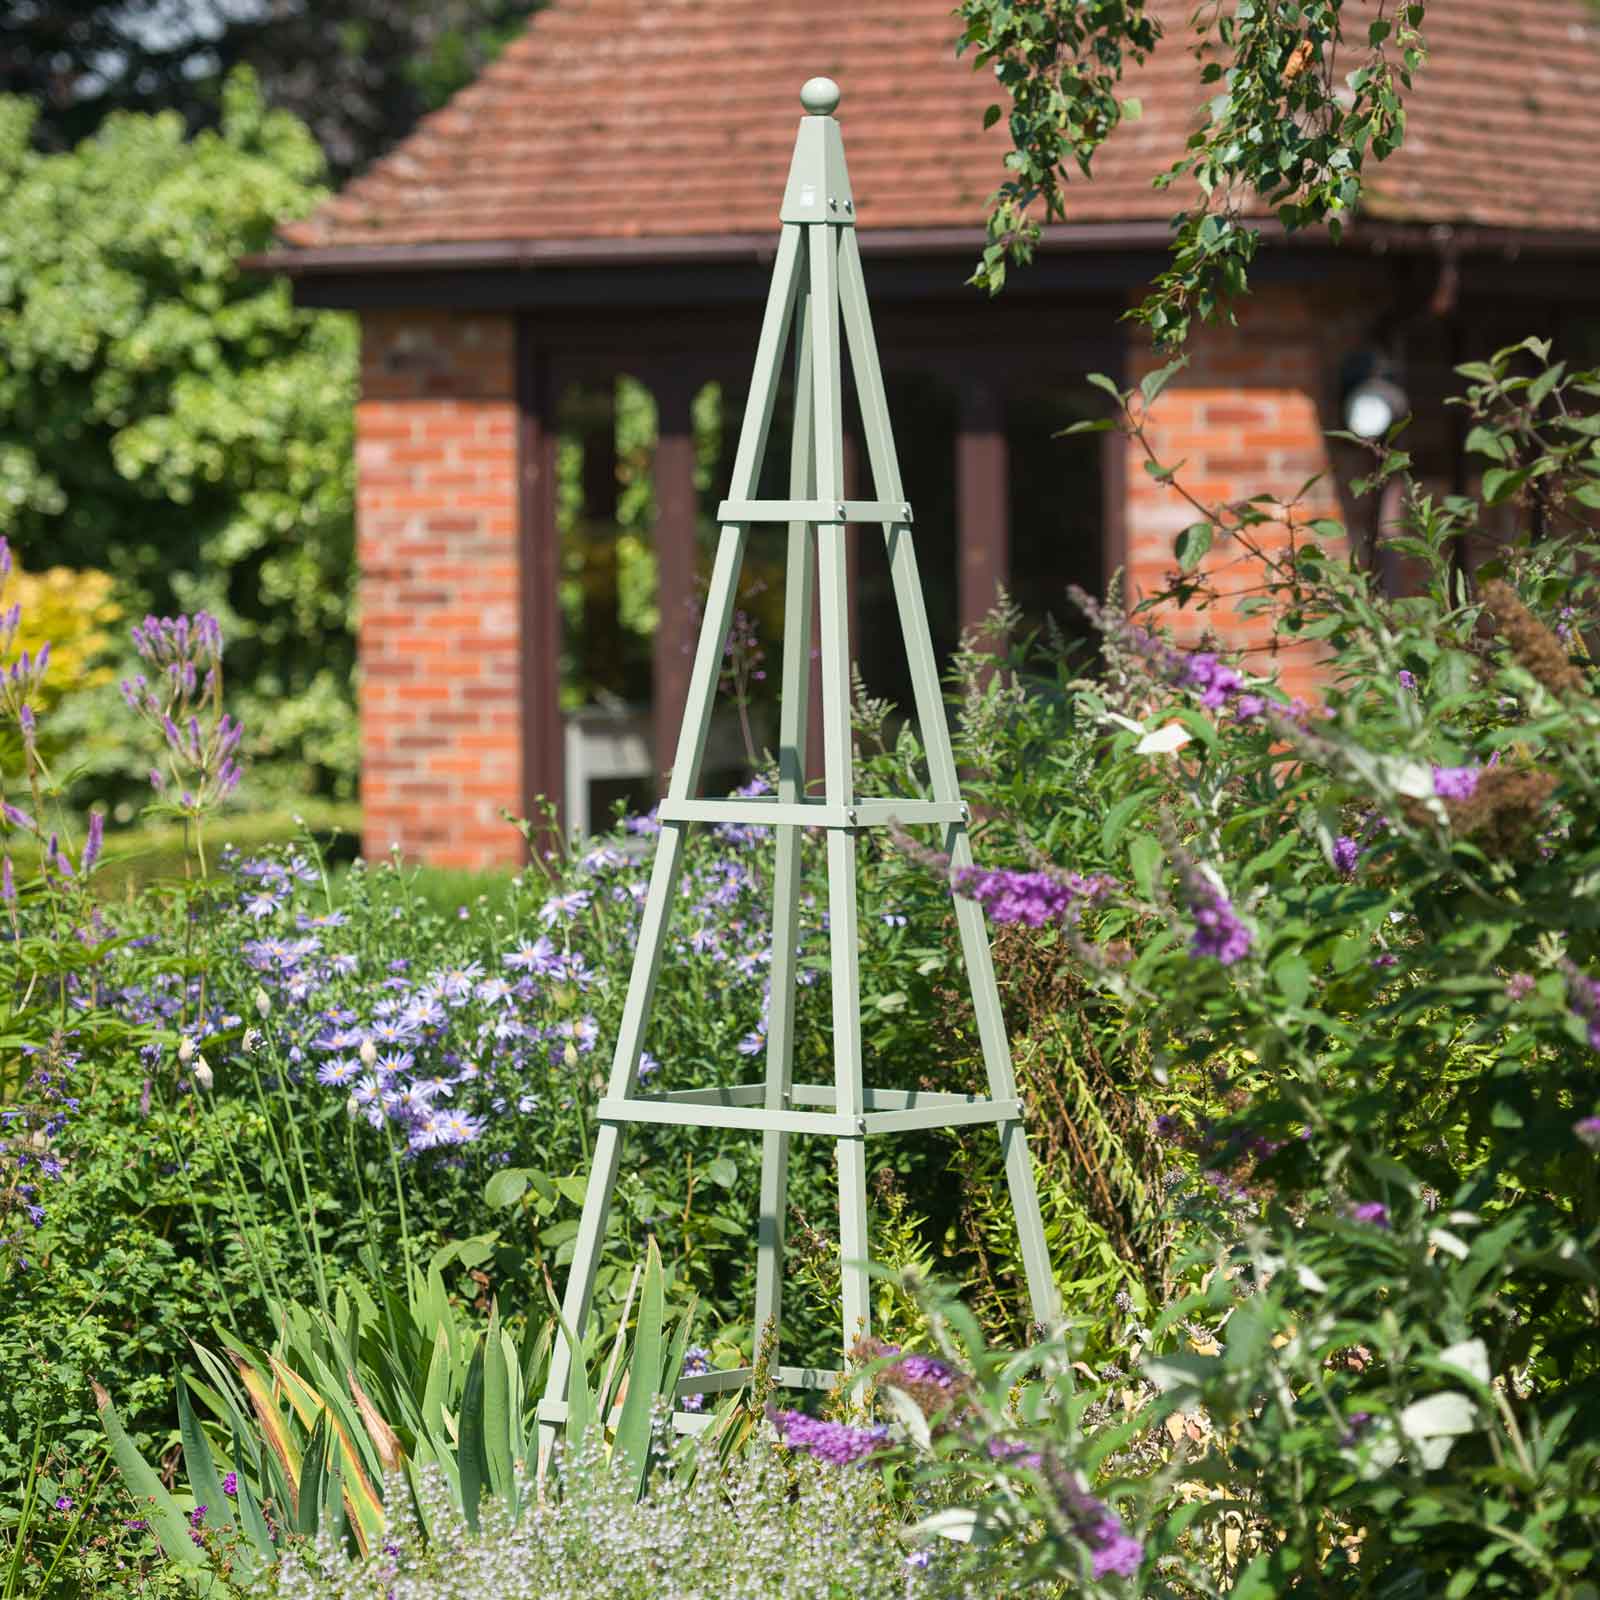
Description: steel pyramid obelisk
538,76,1056,1448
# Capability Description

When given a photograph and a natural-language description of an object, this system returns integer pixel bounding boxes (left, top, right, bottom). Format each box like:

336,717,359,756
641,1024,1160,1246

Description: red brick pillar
1123,283,1363,702
355,309,524,869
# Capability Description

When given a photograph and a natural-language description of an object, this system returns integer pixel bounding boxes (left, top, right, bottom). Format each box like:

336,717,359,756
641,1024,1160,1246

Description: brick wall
1123,281,1367,702
356,309,525,869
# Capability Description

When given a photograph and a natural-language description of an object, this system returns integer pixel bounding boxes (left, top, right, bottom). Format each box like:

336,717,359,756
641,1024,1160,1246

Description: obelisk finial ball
800,76,841,116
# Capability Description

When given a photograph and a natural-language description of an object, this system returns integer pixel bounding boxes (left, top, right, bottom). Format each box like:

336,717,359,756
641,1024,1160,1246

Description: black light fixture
1339,348,1409,440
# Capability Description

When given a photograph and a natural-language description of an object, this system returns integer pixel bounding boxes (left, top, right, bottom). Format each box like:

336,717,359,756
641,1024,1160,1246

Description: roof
277,0,1600,260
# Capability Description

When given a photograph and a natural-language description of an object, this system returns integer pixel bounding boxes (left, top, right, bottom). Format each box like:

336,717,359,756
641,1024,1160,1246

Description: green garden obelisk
538,77,1056,1446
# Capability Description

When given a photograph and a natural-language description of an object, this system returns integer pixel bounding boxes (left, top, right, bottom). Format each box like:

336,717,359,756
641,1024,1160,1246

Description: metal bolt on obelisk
537,76,1057,1459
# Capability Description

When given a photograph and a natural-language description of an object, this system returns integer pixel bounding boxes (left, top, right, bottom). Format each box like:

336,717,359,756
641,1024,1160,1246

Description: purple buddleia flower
1350,1201,1390,1227
1332,835,1360,877
1575,1117,1600,1151
987,1437,1045,1471
1432,765,1481,801
768,1408,888,1467
81,813,104,872
1564,965,1600,1053
1186,880,1251,965
1341,1411,1375,1446
950,865,1115,928
1179,651,1244,710
1398,669,1418,691
893,1354,957,1389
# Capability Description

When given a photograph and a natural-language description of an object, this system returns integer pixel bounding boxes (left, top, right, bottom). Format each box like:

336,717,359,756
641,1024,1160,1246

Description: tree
958,0,1427,343
1,0,544,179
0,69,359,801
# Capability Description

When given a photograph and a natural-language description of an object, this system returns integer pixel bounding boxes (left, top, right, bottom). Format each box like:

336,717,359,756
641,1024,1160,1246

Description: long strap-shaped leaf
611,1238,667,1497
266,1355,384,1554
93,1382,209,1582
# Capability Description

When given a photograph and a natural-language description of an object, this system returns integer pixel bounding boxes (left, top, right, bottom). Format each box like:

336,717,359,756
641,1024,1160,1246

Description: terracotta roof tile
280,0,1600,253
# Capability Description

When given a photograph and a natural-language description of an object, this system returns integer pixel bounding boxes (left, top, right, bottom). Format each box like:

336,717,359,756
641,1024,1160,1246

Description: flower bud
253,987,271,1018
177,1036,195,1064
346,1094,361,1120
359,1038,378,1067
192,1055,214,1091
563,1042,580,1069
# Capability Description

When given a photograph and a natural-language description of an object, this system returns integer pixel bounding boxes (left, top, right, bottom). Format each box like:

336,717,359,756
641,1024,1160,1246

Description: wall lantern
1340,348,1409,440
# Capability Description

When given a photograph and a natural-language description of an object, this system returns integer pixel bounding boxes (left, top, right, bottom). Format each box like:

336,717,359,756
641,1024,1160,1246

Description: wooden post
957,378,1008,635
653,371,700,791
516,319,565,842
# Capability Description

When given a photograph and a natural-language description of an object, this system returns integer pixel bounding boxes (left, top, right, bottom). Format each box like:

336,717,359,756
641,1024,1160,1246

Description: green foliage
956,0,1426,341
0,71,358,804
878,338,1600,1594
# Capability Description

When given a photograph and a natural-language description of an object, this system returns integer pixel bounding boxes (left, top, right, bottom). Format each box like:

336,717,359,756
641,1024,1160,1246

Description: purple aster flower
768,1409,888,1467
512,934,569,972
538,888,591,926
430,1109,485,1146
679,1345,712,1412
316,1058,359,1088
1332,835,1360,877
1431,765,1481,801
1350,1201,1390,1227
436,961,485,1000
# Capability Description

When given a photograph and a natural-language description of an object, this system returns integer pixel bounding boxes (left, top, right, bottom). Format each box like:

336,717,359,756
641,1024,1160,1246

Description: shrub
870,338,1600,1595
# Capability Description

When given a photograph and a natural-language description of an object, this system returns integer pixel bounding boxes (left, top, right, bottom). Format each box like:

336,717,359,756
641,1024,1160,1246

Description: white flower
1135,722,1193,756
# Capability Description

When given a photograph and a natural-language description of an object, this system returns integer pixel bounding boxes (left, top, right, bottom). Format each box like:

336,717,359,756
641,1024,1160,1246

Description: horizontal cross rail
863,1098,1021,1133
599,1085,1020,1136
655,797,965,828
716,497,911,524
598,1098,853,1136
790,1085,996,1110
536,1396,722,1435
644,1084,767,1106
